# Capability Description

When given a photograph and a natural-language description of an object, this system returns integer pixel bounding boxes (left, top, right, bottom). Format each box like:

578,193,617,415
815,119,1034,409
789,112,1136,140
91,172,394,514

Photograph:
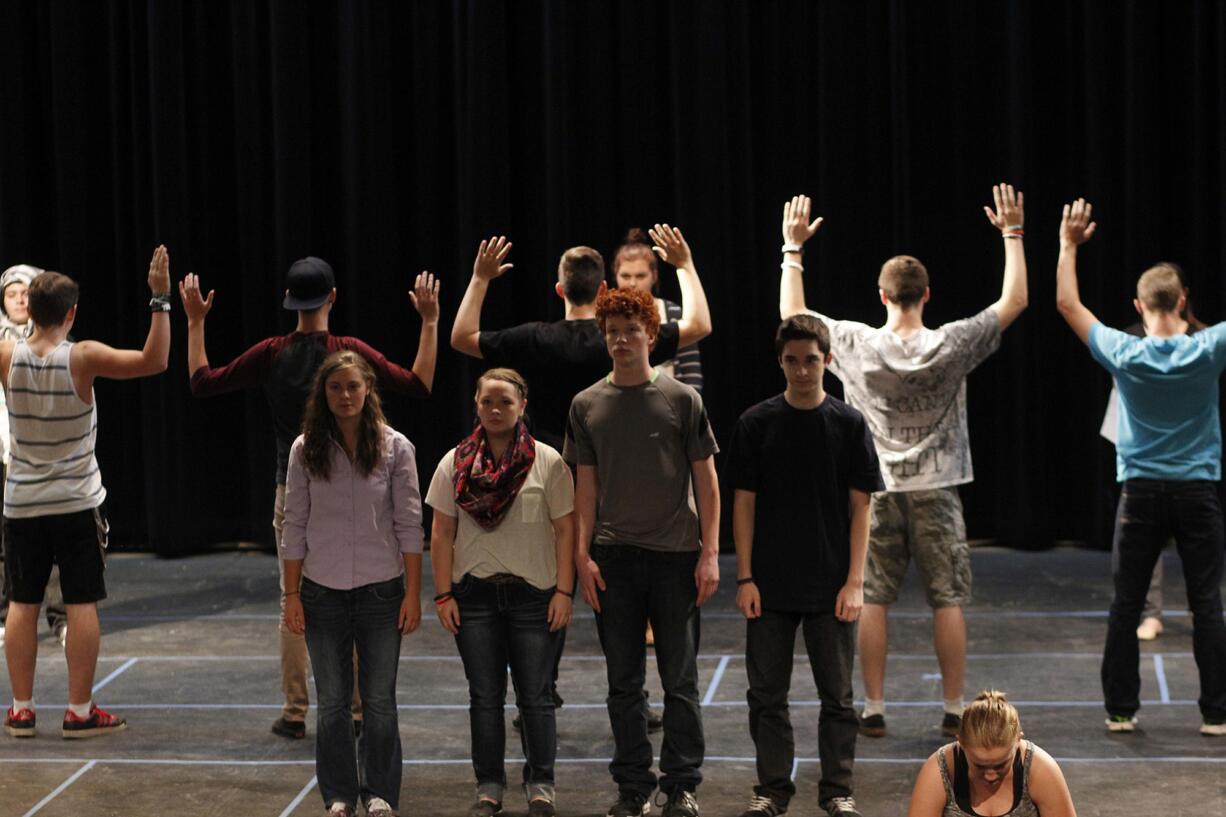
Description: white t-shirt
426,441,574,590
805,307,1001,491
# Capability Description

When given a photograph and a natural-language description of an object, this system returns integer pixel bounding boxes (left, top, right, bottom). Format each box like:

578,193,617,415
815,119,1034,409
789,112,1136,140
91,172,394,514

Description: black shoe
271,717,305,739
660,789,699,817
469,798,503,817
821,797,862,817
738,795,785,817
858,712,886,738
528,799,556,817
606,790,651,817
648,711,664,733
941,713,961,737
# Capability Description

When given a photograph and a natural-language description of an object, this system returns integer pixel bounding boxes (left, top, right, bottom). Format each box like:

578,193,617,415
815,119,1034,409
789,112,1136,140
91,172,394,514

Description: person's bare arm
451,236,512,359
1026,745,1078,817
983,183,1029,330
0,339,16,390
835,488,871,622
178,271,214,376
283,558,305,635
574,464,605,612
732,489,760,619
75,245,171,386
779,194,823,318
1055,198,1100,345
906,753,948,817
399,552,423,634
431,511,461,634
408,272,440,391
548,512,575,632
649,224,712,347
691,455,721,606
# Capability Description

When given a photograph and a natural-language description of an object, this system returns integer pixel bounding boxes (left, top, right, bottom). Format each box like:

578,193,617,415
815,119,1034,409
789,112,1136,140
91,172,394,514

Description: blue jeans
592,544,703,797
1102,480,1226,720
453,573,558,803
301,576,404,811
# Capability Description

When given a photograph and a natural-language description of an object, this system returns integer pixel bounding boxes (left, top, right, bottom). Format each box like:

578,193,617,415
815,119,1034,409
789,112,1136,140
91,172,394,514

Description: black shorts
3,504,109,605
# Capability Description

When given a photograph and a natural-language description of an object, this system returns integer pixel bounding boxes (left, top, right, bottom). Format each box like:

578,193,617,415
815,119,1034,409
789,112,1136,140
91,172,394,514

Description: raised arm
408,271,440,391
649,224,711,347
983,183,1029,330
1055,198,1100,345
75,245,172,383
451,236,513,359
179,271,214,376
779,194,823,318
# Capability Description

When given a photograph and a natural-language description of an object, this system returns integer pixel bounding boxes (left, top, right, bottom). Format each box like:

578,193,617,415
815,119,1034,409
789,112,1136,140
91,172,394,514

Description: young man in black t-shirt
725,315,883,817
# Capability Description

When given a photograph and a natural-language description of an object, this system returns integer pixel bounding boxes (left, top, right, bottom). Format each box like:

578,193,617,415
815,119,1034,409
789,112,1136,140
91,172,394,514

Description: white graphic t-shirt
803,307,1001,491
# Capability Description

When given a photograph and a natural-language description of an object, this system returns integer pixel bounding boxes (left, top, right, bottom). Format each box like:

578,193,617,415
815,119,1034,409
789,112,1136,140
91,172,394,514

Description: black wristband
433,591,453,603
555,587,575,599
736,577,755,586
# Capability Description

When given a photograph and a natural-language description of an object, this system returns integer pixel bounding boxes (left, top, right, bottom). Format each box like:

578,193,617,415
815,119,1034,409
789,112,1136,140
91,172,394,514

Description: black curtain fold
1,0,1222,554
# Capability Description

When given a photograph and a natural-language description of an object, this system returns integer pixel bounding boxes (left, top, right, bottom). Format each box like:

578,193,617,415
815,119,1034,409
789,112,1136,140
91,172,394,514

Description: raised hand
148,245,170,295
1060,198,1098,247
782,195,824,247
472,236,513,282
648,223,694,269
409,271,440,322
983,183,1024,231
178,272,215,322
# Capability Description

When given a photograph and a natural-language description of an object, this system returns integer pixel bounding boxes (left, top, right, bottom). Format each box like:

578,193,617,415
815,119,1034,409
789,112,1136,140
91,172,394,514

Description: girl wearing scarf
426,368,576,817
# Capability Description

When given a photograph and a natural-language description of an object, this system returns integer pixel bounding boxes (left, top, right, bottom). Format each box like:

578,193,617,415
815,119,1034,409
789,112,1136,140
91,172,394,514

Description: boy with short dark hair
725,314,883,817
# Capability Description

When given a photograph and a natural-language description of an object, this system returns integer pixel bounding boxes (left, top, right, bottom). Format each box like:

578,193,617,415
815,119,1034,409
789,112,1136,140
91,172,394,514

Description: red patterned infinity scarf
453,420,536,530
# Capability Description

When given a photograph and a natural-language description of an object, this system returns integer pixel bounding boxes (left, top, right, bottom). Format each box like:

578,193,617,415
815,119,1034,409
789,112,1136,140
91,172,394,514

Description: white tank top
5,339,106,518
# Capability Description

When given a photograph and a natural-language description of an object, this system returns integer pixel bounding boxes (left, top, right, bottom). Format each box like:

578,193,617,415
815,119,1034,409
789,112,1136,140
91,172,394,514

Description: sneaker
528,798,556,817
5,707,35,738
54,621,68,648
61,704,127,739
648,710,664,733
327,804,355,817
1136,617,1163,641
469,798,502,817
1201,721,1226,736
822,797,863,817
660,789,699,817
1105,714,1138,732
941,713,961,737
738,795,785,817
365,796,395,817
858,712,886,738
607,791,651,817
271,716,306,739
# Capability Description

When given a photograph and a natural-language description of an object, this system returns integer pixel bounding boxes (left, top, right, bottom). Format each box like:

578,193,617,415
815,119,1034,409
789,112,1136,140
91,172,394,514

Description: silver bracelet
781,242,804,254
781,260,805,272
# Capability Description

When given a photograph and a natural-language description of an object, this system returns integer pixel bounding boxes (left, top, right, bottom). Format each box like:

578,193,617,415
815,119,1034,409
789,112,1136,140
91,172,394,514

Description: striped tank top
5,339,106,518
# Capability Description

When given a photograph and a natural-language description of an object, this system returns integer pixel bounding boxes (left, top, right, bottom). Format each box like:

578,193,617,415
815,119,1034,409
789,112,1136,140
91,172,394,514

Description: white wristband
781,260,804,272
781,242,804,254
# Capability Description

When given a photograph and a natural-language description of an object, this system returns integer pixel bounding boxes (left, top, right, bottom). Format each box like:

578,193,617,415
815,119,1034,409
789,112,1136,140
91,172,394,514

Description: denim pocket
370,576,406,601
452,573,475,598
299,579,326,603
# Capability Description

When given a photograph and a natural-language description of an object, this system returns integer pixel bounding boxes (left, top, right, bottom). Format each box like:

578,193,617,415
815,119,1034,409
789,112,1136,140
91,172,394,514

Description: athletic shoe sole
62,721,127,739
5,724,35,738
1105,716,1137,732
606,802,650,817
1200,722,1226,736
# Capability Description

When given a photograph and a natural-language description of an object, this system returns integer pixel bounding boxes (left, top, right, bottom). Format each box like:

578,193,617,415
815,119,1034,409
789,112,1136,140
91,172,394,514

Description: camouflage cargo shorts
864,487,970,608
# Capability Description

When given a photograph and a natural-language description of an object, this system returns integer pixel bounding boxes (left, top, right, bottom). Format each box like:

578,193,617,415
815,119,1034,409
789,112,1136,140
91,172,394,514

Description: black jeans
1102,479,1226,720
746,609,857,806
453,573,558,803
592,544,703,797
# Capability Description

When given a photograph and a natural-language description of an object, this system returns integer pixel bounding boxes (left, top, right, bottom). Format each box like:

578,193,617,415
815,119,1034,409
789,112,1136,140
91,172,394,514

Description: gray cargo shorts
864,487,970,608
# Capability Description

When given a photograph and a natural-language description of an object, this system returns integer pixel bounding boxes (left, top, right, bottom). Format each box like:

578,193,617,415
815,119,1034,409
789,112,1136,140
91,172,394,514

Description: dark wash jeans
1102,479,1226,720
301,576,404,811
453,573,559,803
746,609,857,806
592,544,703,797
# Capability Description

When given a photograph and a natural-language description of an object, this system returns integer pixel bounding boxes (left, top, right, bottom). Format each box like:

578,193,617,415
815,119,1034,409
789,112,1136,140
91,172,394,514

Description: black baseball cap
283,256,336,310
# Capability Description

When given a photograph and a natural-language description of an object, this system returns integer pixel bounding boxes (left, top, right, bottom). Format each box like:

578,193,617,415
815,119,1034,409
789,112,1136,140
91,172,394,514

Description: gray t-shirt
563,372,718,551
805,307,1000,491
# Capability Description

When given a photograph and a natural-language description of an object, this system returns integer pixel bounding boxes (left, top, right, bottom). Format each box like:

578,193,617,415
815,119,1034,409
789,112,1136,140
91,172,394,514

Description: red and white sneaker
62,704,127,739
5,707,36,738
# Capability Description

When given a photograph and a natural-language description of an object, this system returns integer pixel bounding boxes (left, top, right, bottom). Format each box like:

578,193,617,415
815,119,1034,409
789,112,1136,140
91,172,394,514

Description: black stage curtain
1,1,1224,554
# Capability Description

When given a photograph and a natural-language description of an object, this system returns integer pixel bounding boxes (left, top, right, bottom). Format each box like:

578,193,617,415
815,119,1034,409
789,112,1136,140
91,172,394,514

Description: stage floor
1,546,1223,817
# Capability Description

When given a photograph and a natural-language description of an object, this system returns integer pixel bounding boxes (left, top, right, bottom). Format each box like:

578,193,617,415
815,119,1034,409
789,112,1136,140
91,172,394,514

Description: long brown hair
301,351,386,480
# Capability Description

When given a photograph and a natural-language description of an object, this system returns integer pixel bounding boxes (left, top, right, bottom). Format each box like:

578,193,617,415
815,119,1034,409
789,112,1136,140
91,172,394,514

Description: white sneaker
1106,715,1138,732
1201,721,1226,736
366,797,395,816
1136,617,1163,641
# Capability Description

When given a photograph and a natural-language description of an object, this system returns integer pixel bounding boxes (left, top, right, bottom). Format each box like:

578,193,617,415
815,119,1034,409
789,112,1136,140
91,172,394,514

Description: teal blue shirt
1088,322,1226,481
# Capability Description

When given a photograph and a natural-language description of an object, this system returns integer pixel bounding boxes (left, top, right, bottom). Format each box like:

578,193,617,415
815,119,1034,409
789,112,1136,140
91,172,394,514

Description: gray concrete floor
1,547,1224,816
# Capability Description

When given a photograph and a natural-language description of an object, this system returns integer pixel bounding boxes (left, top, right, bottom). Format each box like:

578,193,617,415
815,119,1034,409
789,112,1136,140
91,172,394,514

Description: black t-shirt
479,319,680,450
724,393,884,612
